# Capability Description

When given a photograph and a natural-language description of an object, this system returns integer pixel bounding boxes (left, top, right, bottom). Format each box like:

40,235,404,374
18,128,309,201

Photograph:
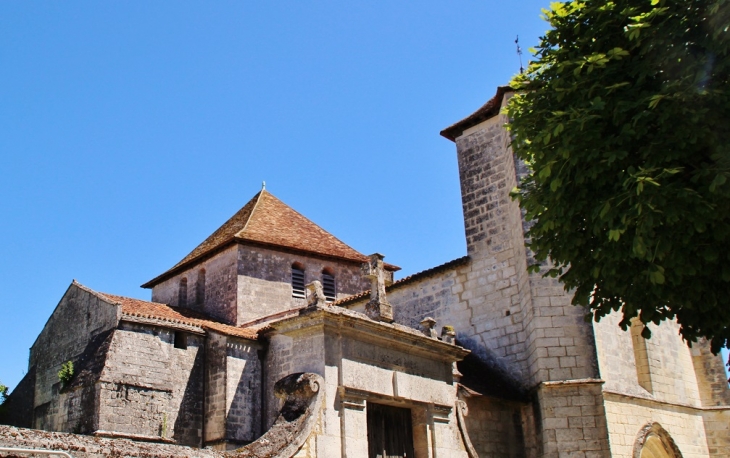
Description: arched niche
633,423,683,458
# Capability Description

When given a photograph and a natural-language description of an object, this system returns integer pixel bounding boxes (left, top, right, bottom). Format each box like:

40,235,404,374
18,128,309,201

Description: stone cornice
267,305,470,363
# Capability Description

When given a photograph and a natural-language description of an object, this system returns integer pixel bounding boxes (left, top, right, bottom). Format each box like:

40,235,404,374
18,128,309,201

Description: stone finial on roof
305,281,327,308
441,325,456,344
361,253,393,323
420,317,439,339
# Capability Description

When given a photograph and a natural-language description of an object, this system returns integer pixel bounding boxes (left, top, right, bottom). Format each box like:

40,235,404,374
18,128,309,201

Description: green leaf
599,201,611,219
648,94,666,109
539,163,552,179
550,178,562,191
608,229,622,241
710,174,727,192
505,0,730,350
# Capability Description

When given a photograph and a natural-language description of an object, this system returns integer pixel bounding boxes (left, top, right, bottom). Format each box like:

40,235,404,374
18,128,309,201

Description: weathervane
515,35,524,74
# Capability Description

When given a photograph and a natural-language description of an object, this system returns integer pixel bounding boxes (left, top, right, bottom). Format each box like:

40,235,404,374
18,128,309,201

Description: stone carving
361,253,393,323
228,372,323,457
455,399,479,458
441,325,456,344
305,281,327,308
420,317,439,339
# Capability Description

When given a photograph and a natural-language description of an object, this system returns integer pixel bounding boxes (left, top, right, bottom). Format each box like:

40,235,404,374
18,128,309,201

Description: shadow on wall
173,344,205,447
456,334,529,401
0,367,35,428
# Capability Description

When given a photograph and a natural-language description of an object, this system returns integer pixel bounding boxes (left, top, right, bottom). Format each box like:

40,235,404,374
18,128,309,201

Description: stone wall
264,307,470,458
97,321,205,446
536,381,611,458
151,245,239,324
691,340,730,407
387,103,599,395
225,337,263,444
236,245,371,325
594,311,730,456
204,331,227,444
150,244,374,327
28,283,120,433
1,367,35,428
603,394,712,457
204,331,264,448
460,394,527,457
0,425,215,458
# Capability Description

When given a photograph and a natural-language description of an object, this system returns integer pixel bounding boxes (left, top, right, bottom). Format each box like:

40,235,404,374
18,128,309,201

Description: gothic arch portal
633,423,683,458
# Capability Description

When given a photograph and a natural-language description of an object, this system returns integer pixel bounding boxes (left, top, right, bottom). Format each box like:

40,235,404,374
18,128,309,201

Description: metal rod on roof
515,35,524,74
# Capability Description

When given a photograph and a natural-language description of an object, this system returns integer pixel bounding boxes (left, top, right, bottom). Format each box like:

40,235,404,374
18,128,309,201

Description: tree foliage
58,361,74,386
507,0,730,352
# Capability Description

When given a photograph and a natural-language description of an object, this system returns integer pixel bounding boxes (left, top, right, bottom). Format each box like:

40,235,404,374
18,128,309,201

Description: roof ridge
237,189,266,237
243,191,364,256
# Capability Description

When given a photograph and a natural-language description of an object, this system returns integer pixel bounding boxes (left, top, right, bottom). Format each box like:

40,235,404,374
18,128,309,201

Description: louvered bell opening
322,273,336,302
292,268,306,298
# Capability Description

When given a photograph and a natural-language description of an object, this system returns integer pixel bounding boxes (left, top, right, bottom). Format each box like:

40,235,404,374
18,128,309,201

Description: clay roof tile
100,293,258,340
142,190,398,288
440,86,514,142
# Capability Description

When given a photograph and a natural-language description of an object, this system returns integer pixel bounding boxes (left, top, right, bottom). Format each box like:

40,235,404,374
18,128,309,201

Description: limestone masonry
1,87,728,458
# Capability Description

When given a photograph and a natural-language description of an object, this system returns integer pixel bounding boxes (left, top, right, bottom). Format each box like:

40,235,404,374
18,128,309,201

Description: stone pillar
340,392,369,458
536,381,611,458
306,281,327,308
361,253,393,323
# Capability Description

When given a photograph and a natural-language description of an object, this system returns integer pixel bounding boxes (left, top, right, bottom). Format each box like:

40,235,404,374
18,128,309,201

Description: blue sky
1,1,726,391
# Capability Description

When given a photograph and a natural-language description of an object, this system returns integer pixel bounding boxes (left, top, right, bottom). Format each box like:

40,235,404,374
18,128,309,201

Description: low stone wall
0,425,214,458
0,373,325,458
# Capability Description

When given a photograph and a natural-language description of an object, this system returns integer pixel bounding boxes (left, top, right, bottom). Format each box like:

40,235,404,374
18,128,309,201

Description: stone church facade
1,87,729,457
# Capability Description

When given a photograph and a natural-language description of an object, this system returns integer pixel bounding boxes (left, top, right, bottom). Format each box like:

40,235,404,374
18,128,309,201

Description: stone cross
361,253,393,323
305,281,327,308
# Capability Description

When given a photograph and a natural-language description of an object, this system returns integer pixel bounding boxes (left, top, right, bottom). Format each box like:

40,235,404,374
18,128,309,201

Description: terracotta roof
333,256,470,307
101,293,258,340
440,86,514,142
143,190,398,288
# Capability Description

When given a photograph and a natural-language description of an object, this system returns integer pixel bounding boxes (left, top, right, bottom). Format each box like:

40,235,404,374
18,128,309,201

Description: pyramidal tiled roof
143,190,392,287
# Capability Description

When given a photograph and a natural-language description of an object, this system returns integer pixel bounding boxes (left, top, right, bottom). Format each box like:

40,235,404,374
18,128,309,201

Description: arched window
179,278,188,307
631,319,653,393
633,423,682,458
322,268,336,302
291,263,305,299
196,269,206,306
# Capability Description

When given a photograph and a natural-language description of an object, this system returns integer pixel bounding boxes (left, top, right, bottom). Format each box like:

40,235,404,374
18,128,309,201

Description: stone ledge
94,430,176,443
603,389,730,412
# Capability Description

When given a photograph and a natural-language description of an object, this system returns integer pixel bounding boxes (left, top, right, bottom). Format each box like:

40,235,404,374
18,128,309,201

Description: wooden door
367,403,415,458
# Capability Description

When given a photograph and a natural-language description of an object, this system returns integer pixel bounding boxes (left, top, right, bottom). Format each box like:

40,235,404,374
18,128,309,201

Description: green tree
0,382,8,420
507,0,730,353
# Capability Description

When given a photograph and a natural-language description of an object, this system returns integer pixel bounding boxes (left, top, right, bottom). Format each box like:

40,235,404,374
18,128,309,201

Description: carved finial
305,281,327,308
262,181,266,190
420,317,439,339
361,253,393,323
441,325,456,344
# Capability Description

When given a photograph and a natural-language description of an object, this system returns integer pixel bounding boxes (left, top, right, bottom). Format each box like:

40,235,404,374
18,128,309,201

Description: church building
1,87,728,458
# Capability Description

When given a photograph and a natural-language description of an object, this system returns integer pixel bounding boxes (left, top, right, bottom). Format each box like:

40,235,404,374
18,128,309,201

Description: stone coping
266,304,470,363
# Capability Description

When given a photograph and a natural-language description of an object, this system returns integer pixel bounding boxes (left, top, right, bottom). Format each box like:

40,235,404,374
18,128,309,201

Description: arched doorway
633,423,683,458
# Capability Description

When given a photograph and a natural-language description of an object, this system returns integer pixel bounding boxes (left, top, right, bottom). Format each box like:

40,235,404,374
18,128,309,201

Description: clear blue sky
1,2,726,391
